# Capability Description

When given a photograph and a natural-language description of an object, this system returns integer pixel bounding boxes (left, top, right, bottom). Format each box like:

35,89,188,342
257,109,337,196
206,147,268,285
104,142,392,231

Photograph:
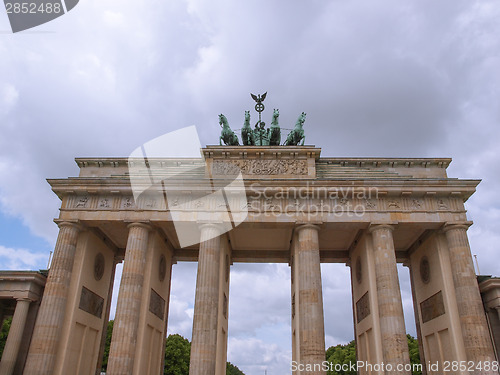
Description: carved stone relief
356,291,370,323
223,293,228,319
74,196,89,208
437,199,448,210
387,200,401,209
410,199,423,210
225,254,230,283
83,193,465,218
121,197,135,209
159,254,167,282
355,257,362,284
98,197,111,209
94,253,105,281
79,286,104,318
420,256,430,284
363,199,377,209
212,159,308,176
149,289,165,320
420,290,445,323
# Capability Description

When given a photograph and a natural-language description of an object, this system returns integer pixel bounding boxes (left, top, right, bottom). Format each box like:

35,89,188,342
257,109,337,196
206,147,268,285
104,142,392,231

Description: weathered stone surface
189,224,222,375
107,223,151,375
24,222,82,375
370,224,411,374
444,224,497,372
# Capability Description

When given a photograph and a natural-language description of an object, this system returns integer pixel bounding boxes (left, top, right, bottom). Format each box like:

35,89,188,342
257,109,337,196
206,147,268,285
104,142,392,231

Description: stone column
0,298,31,375
190,224,222,375
369,224,410,374
296,224,326,374
24,221,82,375
107,223,151,375
443,223,497,369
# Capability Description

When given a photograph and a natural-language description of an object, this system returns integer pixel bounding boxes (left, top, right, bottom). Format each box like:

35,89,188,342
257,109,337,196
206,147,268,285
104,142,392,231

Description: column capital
368,223,395,233
296,223,321,233
198,222,224,232
54,220,84,231
126,222,152,231
15,297,32,303
442,221,473,233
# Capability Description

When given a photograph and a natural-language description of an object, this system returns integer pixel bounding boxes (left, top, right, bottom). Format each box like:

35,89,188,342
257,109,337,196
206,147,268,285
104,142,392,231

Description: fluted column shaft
0,299,31,375
107,223,151,375
189,224,222,375
24,221,82,375
444,224,496,372
296,224,326,374
370,224,410,374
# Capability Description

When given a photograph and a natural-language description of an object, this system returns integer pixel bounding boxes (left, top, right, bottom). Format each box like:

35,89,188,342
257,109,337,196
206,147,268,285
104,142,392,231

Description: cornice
74,156,452,168
318,158,452,169
203,146,322,160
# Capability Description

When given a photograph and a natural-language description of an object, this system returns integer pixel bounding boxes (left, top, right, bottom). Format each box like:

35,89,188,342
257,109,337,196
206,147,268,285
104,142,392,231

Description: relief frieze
98,197,112,209
409,198,423,210
74,196,90,209
149,289,166,320
71,193,464,217
79,286,104,318
420,290,445,323
212,159,308,176
121,197,136,209
356,292,370,323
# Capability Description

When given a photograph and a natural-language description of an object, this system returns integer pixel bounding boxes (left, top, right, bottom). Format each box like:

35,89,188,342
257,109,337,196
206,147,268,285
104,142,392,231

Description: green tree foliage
325,335,421,375
326,340,356,375
85,319,246,375
164,334,191,375
226,362,245,375
0,317,12,358
407,334,422,375
101,320,113,371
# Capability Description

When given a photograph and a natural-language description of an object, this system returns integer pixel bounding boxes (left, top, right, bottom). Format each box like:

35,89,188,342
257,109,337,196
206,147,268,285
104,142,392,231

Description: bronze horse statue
269,109,281,146
241,111,255,146
284,112,306,146
219,114,239,146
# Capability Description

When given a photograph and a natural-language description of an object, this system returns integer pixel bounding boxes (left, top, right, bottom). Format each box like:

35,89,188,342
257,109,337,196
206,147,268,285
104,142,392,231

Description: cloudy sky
1,1,500,374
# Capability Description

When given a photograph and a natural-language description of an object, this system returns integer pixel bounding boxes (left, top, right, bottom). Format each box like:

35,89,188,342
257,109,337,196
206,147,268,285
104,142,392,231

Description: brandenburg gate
15,103,498,375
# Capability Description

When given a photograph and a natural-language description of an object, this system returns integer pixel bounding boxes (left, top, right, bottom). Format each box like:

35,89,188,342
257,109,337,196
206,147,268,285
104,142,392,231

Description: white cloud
0,245,48,270
227,336,292,375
